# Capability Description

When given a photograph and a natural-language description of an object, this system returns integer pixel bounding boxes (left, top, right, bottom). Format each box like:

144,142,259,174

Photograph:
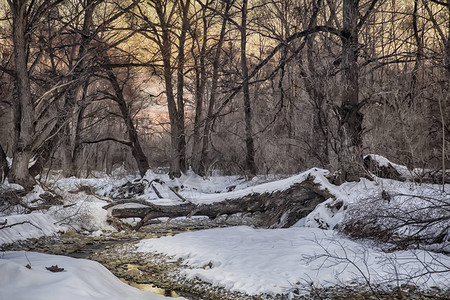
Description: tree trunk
8,0,36,189
61,124,74,177
337,0,364,183
9,151,35,189
174,0,190,175
107,68,150,177
191,4,208,174
0,143,9,183
61,0,96,177
71,79,90,177
154,1,182,178
240,0,257,176
305,36,330,168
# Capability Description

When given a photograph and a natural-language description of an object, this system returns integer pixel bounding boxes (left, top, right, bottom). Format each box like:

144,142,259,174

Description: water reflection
121,264,180,298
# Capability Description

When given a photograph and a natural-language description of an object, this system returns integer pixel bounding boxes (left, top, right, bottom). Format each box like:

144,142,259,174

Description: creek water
64,233,183,298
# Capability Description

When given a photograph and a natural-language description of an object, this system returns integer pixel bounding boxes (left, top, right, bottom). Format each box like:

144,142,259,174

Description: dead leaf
46,265,64,272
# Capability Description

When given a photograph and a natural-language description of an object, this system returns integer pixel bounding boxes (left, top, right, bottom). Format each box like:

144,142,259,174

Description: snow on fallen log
364,154,450,184
106,169,337,229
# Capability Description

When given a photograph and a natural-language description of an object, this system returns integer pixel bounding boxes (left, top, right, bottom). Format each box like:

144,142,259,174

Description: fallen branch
0,220,42,231
168,186,187,202
150,182,163,199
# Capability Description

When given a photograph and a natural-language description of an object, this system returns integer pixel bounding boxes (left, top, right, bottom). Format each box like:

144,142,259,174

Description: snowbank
136,226,450,297
305,171,449,230
0,213,61,245
46,195,116,232
0,252,172,300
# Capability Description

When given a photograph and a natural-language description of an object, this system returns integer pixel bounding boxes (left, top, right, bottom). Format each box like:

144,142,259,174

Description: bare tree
240,0,257,175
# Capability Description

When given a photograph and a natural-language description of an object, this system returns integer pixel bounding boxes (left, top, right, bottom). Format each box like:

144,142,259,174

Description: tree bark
71,79,90,177
337,0,365,183
0,143,9,183
304,36,330,168
153,0,185,178
61,0,96,177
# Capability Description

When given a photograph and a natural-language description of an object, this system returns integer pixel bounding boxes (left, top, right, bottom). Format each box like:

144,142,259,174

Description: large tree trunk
154,1,184,178
8,0,36,189
337,0,364,183
107,176,331,230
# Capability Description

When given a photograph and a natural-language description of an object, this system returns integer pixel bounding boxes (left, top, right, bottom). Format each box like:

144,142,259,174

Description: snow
186,168,329,205
136,226,450,296
45,194,116,232
364,154,411,177
147,198,184,206
0,213,62,245
0,251,175,300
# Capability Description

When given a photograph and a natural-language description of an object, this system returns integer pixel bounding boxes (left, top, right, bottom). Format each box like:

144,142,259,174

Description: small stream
70,236,183,298
2,223,255,300
1,229,188,298
119,264,180,298
68,231,185,298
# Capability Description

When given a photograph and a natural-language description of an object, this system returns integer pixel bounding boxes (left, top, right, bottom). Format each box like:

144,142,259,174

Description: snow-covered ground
0,251,175,300
1,156,449,298
136,226,450,297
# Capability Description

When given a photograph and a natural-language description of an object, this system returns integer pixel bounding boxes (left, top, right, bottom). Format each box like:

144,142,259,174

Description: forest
0,0,449,299
0,0,448,185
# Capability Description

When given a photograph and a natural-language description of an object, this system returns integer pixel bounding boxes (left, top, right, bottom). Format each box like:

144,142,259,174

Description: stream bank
1,227,449,300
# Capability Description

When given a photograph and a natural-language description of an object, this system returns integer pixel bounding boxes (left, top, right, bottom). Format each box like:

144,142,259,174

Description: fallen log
107,174,334,230
363,155,405,181
364,154,450,184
